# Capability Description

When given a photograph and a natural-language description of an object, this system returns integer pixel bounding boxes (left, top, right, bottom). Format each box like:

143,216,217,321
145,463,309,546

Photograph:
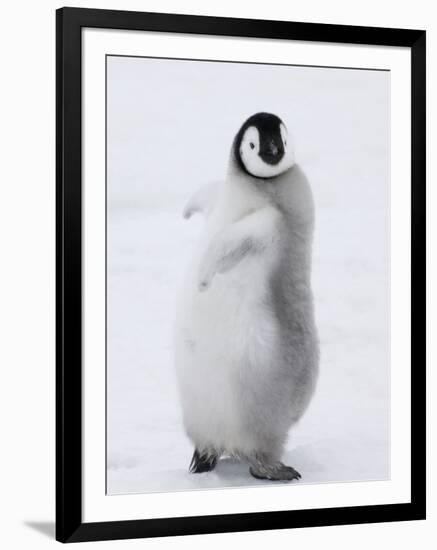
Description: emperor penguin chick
175,112,319,481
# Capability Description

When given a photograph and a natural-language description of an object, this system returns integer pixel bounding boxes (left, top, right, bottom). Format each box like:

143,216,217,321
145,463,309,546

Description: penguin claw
189,449,219,473
249,464,301,482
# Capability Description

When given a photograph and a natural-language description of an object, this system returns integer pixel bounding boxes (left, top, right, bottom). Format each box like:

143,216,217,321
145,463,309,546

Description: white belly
174,245,280,454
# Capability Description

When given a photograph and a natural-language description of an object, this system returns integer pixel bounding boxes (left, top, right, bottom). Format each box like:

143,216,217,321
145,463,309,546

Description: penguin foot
249,462,301,482
189,449,219,474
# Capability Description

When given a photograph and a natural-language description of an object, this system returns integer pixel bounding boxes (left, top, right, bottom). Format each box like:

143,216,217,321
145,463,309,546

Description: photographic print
57,8,425,542
106,55,390,495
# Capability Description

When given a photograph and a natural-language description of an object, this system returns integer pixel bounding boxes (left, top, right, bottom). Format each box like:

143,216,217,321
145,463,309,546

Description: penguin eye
249,142,255,150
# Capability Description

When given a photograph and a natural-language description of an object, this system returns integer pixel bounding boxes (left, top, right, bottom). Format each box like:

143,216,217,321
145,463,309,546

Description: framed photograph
56,7,426,543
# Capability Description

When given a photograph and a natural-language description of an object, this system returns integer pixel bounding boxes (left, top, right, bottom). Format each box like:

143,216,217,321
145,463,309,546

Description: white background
105,55,391,495
82,29,410,522
0,0,433,549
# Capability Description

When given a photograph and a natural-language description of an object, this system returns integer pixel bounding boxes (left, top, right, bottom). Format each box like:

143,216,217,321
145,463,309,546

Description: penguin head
234,112,295,179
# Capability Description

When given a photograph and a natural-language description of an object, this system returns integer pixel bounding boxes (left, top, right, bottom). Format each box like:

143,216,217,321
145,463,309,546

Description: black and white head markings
234,112,295,179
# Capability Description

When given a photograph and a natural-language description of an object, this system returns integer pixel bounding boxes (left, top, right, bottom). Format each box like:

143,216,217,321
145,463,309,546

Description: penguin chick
175,112,319,481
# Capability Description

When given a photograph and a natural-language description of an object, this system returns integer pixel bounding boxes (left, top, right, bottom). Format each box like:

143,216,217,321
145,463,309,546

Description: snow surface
106,56,390,494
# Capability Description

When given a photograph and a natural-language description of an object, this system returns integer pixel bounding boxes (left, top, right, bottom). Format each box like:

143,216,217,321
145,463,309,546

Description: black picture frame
56,6,426,543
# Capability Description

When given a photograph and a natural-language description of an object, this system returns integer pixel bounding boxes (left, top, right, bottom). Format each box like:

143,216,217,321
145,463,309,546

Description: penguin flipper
183,181,220,219
198,206,279,290
189,449,219,473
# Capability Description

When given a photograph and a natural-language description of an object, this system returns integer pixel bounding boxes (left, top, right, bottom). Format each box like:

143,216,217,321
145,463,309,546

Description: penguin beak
260,140,284,165
269,141,279,156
